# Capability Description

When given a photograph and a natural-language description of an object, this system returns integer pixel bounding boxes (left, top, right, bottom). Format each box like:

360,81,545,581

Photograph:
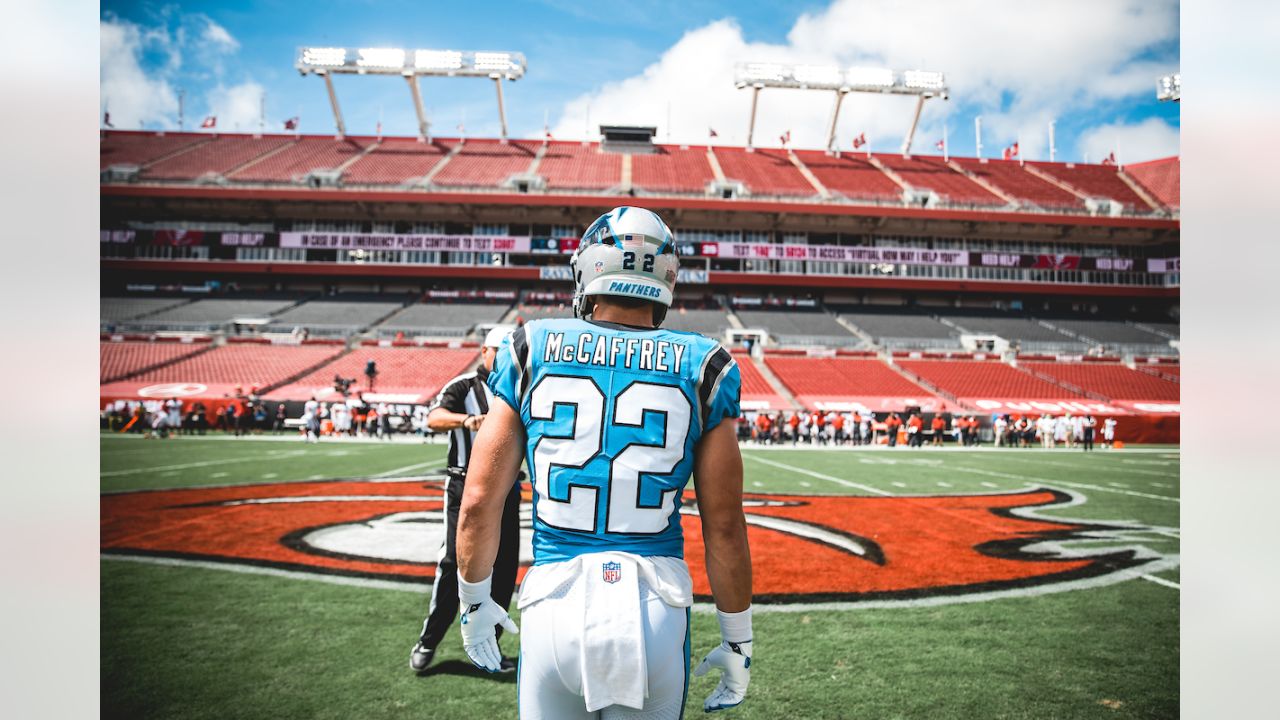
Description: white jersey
303,400,319,421
1104,418,1117,440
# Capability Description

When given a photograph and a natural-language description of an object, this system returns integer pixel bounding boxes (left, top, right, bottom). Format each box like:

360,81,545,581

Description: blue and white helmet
570,206,679,322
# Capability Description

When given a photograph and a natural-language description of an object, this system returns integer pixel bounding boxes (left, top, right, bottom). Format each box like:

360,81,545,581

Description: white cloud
552,0,1178,157
100,12,249,130
205,81,265,132
202,18,238,51
100,17,178,128
1078,117,1180,165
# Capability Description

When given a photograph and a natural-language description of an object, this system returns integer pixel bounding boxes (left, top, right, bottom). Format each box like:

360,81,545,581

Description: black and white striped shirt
429,366,493,472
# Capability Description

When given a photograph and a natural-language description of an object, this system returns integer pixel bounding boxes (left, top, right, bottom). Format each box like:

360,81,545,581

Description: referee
410,325,522,674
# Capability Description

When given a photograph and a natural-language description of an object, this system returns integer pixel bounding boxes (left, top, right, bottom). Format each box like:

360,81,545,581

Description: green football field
101,434,1179,719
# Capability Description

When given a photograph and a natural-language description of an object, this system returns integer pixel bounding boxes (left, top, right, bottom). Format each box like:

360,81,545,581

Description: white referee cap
483,324,516,349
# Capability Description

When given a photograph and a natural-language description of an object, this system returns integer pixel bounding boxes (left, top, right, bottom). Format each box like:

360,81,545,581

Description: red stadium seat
876,154,1003,205
1023,362,1179,401
1024,161,1152,210
271,346,478,400
791,150,901,202
430,139,539,187
538,142,621,191
630,145,716,193
100,341,210,383
713,148,817,197
897,359,1083,399
951,157,1082,210
127,344,345,387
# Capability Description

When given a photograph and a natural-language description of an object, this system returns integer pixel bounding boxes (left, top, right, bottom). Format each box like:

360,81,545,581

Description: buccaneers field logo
101,479,1172,606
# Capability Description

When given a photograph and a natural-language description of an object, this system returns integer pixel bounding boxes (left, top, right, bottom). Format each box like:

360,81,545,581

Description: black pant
418,471,522,651
1083,428,1094,451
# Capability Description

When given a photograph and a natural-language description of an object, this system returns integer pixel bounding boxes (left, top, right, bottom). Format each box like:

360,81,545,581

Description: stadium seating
734,309,863,347
271,346,478,400
342,138,450,185
100,341,209,383
876,155,1004,205
377,303,511,336
713,148,818,197
898,359,1085,399
1023,362,1179,401
430,139,539,187
126,344,345,387
143,135,294,180
537,142,621,191
791,151,901,202
951,158,1083,210
661,308,731,337
265,298,407,334
630,145,715,193
765,357,932,399
100,131,207,169
942,313,1086,351
1046,319,1171,346
512,304,574,322
1139,322,1180,339
128,298,302,328
1125,157,1179,209
1138,363,1180,382
101,297,193,322
837,309,960,348
229,137,370,183
1025,161,1151,210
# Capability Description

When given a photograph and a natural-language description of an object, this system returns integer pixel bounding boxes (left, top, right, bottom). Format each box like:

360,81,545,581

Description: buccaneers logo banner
101,480,1166,606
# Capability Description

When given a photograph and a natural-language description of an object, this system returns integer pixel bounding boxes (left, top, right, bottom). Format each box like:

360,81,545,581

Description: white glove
458,573,518,672
693,607,752,713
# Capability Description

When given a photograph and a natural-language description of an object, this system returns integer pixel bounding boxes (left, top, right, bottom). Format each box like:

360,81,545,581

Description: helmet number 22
529,375,690,534
622,252,656,273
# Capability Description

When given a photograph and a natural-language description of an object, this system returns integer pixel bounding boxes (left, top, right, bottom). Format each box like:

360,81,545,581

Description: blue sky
101,1,1180,163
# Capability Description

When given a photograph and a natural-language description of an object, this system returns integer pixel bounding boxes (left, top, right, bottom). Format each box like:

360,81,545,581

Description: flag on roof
709,127,718,138
852,132,867,149
284,117,298,130
935,139,945,151
103,112,113,128
201,116,217,129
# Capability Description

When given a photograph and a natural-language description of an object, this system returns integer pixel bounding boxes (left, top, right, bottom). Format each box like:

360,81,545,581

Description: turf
101,434,1179,719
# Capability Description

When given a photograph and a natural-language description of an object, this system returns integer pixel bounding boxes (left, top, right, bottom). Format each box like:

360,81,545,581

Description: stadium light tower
1157,73,1180,102
734,63,948,153
295,47,527,141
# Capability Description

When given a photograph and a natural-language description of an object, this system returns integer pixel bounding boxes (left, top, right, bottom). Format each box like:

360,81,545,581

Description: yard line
100,450,307,477
262,473,278,479
998,454,1179,477
1142,574,1180,590
944,464,1180,503
937,481,952,488
745,454,893,496
798,481,811,487
980,481,998,488
751,481,764,488
891,482,906,488
371,458,447,479
1108,482,1129,488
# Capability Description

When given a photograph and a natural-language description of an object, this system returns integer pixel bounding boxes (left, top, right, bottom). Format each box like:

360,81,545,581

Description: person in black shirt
409,326,523,674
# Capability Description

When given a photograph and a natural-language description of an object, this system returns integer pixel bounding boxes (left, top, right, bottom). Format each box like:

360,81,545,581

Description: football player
455,207,753,718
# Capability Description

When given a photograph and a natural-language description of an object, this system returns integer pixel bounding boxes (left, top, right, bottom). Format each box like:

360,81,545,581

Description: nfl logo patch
595,261,604,273
602,561,622,584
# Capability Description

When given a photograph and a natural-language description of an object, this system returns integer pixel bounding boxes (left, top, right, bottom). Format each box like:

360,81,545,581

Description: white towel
580,553,646,712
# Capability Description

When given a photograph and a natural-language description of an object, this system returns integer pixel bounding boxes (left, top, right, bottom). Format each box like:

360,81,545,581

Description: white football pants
518,584,690,719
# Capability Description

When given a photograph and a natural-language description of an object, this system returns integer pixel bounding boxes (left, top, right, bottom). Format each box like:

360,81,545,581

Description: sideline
743,454,894,496
100,449,309,477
